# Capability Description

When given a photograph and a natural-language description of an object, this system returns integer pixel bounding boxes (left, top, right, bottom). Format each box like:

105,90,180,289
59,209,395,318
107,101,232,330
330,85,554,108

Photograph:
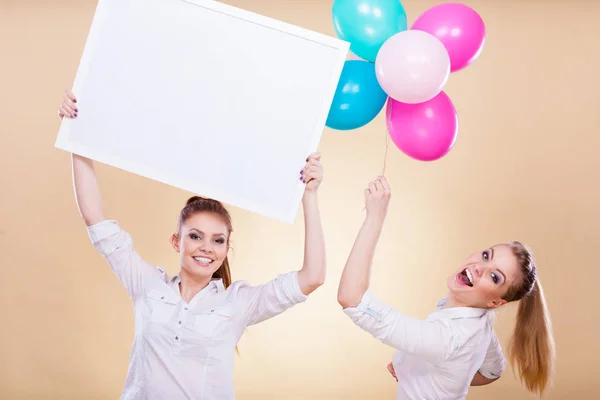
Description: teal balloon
332,0,407,62
326,60,388,131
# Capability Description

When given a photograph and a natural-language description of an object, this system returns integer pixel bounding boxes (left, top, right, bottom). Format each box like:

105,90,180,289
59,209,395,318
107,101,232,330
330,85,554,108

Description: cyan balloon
326,60,388,131
332,0,407,62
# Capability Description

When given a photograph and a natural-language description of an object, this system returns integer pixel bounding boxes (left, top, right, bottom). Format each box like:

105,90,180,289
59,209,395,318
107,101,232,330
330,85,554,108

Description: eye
482,250,489,261
214,238,226,244
189,233,201,240
491,272,499,284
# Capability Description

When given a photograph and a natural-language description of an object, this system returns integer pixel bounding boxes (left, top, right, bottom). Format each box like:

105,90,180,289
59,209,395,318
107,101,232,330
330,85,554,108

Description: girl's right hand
387,362,398,382
58,89,78,120
364,176,391,221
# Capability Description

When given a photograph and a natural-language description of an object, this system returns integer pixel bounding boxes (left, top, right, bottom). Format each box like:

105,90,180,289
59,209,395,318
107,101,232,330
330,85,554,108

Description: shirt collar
169,274,225,293
432,297,488,320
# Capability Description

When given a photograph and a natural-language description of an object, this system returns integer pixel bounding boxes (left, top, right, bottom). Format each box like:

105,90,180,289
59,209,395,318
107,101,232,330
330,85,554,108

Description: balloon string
382,126,389,176
363,127,390,212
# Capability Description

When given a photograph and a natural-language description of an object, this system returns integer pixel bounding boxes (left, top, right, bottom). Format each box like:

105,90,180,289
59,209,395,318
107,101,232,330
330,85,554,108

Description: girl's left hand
301,152,323,193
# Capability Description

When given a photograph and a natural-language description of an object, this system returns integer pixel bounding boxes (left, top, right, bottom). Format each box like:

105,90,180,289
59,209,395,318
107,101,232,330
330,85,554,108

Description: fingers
58,89,78,120
65,89,77,103
378,176,391,192
62,102,76,117
301,155,323,183
303,157,321,170
368,181,376,194
306,152,321,162
63,91,77,111
301,166,322,184
387,362,397,380
367,176,391,195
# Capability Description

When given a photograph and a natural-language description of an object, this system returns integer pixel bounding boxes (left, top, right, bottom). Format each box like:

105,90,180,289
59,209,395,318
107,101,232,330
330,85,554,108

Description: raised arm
232,153,326,326
296,153,326,296
337,177,451,364
58,90,106,226
337,176,390,308
58,90,156,299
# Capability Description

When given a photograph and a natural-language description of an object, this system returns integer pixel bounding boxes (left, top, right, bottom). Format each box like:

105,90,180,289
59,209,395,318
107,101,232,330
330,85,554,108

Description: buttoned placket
169,278,217,352
173,301,188,353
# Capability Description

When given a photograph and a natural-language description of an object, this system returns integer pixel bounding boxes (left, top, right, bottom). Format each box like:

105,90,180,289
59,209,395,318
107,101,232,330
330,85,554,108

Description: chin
183,263,219,279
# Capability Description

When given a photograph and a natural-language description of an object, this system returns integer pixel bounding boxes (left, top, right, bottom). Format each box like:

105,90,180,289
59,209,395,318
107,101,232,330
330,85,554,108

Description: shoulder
221,279,255,297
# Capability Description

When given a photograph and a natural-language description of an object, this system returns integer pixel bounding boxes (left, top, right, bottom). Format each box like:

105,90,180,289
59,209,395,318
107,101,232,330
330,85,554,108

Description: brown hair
503,241,555,397
178,196,233,288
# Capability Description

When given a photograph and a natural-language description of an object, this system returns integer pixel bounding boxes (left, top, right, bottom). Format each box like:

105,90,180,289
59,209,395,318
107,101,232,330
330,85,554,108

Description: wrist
364,211,386,226
302,191,318,202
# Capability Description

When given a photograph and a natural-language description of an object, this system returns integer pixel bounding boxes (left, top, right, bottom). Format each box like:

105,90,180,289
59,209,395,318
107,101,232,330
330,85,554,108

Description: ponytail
213,256,232,289
507,279,555,396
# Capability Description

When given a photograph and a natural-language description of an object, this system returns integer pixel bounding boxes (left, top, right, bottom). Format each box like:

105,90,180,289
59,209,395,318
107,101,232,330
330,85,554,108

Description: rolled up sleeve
478,332,506,379
237,271,308,327
343,291,451,365
87,220,157,299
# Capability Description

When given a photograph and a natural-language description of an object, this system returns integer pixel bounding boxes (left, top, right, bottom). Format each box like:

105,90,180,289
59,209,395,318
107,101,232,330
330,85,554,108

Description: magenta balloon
412,3,485,72
386,92,458,161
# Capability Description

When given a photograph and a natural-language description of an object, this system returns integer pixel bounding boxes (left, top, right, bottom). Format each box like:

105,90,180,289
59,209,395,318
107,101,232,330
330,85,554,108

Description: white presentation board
55,0,349,223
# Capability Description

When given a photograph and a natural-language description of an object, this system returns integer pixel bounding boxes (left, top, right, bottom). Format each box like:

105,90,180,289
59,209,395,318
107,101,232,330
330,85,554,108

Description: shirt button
175,336,179,340
184,307,188,310
178,321,182,324
161,296,164,300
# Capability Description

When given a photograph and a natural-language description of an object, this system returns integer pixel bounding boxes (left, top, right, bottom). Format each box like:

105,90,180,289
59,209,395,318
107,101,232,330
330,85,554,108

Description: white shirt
88,220,308,400
343,292,505,400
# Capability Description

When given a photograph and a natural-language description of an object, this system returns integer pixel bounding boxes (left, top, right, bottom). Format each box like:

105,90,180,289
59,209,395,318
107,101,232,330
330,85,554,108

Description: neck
444,293,489,310
179,268,212,303
443,293,469,309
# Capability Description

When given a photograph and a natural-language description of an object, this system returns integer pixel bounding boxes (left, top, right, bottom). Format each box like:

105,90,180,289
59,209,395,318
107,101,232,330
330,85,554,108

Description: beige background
1,0,598,398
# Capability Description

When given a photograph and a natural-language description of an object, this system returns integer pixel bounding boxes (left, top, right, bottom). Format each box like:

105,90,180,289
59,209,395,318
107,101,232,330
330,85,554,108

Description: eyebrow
189,228,226,237
489,247,495,260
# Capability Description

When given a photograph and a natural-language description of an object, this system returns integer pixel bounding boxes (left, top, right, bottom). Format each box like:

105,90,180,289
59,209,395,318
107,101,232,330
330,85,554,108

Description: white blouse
344,292,505,400
88,220,308,400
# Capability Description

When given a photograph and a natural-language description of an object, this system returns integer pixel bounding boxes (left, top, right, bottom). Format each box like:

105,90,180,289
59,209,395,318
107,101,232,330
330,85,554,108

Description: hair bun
185,196,207,206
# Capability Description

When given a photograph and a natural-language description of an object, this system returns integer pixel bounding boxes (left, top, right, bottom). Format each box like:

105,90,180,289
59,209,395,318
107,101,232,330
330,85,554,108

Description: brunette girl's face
171,212,229,279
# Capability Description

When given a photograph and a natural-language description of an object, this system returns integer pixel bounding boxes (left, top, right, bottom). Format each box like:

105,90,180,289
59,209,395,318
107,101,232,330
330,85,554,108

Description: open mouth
456,267,474,287
192,256,214,267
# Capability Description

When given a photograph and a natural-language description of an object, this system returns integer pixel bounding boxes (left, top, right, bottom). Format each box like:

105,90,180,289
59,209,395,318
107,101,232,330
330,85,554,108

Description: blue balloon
332,0,407,62
326,60,388,131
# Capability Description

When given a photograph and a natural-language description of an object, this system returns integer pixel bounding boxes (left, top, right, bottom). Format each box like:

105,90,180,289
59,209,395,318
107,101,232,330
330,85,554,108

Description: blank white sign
56,0,349,223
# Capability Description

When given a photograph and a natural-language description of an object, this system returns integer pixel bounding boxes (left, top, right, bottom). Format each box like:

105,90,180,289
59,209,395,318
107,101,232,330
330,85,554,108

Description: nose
473,265,482,277
199,241,212,253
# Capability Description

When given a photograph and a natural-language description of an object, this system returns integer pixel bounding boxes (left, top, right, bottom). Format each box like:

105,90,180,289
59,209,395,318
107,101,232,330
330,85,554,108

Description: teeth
466,269,473,285
193,256,213,263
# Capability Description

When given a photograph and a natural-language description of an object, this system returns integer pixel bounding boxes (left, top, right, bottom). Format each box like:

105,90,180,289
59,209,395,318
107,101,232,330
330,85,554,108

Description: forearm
337,215,385,308
297,192,326,295
470,371,499,386
72,154,106,226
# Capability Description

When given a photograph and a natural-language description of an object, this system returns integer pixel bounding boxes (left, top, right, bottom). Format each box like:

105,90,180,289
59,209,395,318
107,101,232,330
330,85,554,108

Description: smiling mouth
192,256,214,266
457,267,474,287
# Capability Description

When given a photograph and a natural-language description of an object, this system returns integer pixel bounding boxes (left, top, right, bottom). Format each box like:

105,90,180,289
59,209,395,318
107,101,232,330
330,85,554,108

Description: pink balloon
375,30,450,104
386,91,458,161
412,3,485,73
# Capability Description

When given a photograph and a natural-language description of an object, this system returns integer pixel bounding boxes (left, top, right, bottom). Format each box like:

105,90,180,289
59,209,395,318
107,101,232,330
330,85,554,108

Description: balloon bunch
326,1,485,161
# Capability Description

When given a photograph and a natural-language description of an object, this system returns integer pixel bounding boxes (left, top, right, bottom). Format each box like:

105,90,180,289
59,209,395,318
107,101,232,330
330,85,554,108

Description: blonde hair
504,242,556,397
